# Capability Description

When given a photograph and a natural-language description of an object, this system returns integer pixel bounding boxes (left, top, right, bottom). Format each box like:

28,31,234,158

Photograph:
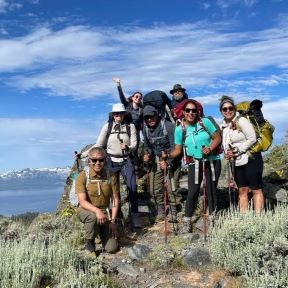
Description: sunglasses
173,90,183,93
144,115,155,120
113,112,125,116
222,106,234,112
184,108,197,114
133,95,142,99
89,158,105,164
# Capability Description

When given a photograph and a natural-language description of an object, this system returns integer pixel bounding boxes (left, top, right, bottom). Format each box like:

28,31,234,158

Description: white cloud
0,117,106,171
216,0,258,9
0,0,38,13
0,0,23,13
0,27,8,35
0,0,8,12
0,22,288,100
262,97,288,144
0,20,287,170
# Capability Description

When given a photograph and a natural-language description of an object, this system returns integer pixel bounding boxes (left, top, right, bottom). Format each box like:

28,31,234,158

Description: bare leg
238,187,249,213
252,189,264,214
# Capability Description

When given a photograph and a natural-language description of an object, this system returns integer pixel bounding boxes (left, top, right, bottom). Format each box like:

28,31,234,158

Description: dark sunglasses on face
134,95,142,99
144,115,155,120
174,90,182,94
222,106,234,112
184,108,197,114
90,158,105,164
113,112,124,116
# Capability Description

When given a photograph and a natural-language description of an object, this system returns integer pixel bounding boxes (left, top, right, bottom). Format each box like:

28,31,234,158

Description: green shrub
11,212,39,226
209,205,288,288
0,229,112,287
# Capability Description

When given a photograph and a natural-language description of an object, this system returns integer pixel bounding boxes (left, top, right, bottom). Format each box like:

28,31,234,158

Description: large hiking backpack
235,100,274,153
143,90,174,123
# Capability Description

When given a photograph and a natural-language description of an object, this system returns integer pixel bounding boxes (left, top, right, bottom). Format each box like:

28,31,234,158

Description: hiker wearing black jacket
143,105,181,223
113,77,143,134
113,78,143,176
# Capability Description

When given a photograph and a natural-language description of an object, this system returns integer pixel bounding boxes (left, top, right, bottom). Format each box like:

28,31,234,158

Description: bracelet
111,219,116,223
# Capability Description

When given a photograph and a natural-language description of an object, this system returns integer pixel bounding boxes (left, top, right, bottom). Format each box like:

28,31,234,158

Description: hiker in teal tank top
174,118,221,161
169,99,222,234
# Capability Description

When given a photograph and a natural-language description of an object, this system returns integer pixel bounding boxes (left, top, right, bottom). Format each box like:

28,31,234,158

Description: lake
0,186,64,216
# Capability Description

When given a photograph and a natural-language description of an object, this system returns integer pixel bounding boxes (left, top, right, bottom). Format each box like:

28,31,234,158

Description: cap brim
170,88,186,94
144,113,155,117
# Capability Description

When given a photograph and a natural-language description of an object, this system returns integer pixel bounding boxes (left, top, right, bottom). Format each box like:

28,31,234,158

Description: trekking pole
161,151,170,243
163,163,169,244
161,151,178,236
74,151,80,172
144,150,153,223
202,146,208,242
230,159,236,206
227,160,232,208
117,133,132,230
167,168,178,235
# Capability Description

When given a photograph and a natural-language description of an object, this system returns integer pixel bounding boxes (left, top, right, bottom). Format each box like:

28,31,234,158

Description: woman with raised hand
219,95,264,214
113,77,143,135
113,78,143,177
169,99,222,233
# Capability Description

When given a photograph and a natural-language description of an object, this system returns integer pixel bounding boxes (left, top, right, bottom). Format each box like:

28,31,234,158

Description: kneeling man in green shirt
76,147,119,254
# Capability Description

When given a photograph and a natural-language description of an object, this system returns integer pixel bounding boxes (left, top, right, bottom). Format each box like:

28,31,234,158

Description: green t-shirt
174,118,220,161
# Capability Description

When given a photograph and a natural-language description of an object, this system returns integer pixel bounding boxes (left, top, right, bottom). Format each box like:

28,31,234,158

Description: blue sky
0,0,288,172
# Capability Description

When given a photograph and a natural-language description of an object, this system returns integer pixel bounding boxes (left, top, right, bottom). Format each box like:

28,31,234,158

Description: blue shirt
174,118,220,160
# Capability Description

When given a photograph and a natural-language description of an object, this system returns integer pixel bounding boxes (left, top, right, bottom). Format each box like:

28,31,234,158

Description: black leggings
106,156,138,213
185,159,221,217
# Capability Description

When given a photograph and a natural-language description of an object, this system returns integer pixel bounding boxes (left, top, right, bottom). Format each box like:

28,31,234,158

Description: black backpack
143,90,174,123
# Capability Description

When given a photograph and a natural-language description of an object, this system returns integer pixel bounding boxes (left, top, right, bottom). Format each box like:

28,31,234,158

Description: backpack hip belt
108,152,131,159
192,159,216,184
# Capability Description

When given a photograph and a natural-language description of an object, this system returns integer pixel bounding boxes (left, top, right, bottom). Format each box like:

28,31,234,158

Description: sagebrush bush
0,223,112,288
209,205,288,288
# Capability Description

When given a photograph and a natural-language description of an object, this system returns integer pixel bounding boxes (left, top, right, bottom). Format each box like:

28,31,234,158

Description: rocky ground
56,169,239,288
92,219,238,288
58,144,287,288
2,144,285,288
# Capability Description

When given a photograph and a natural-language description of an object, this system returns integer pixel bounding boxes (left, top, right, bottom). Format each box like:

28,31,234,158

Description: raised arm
113,77,129,108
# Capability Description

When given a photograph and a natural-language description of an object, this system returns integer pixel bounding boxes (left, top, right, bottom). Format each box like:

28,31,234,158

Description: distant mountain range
0,168,70,190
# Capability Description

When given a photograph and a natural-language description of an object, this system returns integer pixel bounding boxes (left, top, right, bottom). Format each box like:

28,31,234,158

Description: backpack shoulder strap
104,168,111,185
125,123,131,138
161,119,168,136
84,166,111,189
84,166,90,188
234,114,244,133
198,117,212,137
181,119,187,143
103,120,113,149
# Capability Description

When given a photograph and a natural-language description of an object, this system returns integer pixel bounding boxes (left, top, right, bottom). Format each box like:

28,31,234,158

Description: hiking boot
131,213,142,228
155,205,165,222
85,239,96,253
178,217,191,234
168,206,178,223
